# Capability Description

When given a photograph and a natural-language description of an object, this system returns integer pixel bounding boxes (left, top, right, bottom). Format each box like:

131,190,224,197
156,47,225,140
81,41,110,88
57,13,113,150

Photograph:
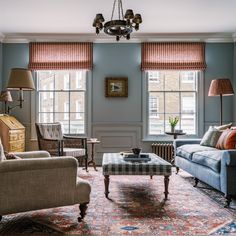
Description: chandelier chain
120,0,124,19
111,0,117,20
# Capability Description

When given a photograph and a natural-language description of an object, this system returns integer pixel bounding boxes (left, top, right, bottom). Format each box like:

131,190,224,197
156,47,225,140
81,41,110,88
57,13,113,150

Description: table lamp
208,78,234,125
0,91,13,114
6,68,35,113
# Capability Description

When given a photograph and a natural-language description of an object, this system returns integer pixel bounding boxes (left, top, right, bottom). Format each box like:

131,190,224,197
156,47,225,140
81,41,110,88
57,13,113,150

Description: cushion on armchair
176,144,217,160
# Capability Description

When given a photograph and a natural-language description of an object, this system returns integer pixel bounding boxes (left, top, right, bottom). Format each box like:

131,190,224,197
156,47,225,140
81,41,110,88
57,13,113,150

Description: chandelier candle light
93,0,142,41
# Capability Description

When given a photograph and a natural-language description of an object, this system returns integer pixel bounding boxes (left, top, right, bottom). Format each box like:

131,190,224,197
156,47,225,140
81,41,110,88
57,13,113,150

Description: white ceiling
0,0,236,42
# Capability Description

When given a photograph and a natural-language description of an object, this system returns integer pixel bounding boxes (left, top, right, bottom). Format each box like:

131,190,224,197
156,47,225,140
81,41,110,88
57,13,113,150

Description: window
76,71,83,89
146,70,199,135
36,70,87,134
149,71,160,83
76,100,82,119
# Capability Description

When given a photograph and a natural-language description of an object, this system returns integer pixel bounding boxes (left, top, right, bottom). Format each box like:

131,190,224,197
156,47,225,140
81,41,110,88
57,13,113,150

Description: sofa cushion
192,151,222,173
216,129,236,150
176,144,217,160
200,127,222,147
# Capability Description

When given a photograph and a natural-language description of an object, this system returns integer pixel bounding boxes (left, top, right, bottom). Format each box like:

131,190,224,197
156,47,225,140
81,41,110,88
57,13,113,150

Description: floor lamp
208,78,234,125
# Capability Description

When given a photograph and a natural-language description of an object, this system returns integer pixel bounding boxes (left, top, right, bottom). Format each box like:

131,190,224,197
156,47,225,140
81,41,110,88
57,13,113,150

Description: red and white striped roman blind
141,42,206,71
28,42,93,70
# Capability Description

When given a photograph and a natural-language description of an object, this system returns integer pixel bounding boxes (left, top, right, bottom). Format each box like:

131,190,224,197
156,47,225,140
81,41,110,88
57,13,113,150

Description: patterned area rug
1,168,236,236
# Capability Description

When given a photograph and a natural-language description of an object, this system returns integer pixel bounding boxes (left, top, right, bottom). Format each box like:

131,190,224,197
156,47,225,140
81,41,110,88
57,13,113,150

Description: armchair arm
0,157,78,215
12,151,51,159
174,139,201,149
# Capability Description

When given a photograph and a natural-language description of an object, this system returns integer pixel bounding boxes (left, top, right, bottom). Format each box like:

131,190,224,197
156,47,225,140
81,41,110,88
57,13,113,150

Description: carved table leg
78,203,88,222
104,175,110,198
193,177,199,187
176,167,179,174
225,195,232,208
164,175,170,200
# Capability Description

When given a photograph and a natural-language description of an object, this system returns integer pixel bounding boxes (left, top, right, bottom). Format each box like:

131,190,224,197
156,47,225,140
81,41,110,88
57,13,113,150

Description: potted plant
169,116,179,133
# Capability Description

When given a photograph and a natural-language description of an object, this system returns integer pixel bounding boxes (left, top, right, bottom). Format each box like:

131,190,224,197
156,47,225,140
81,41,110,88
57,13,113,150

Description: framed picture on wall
105,77,128,97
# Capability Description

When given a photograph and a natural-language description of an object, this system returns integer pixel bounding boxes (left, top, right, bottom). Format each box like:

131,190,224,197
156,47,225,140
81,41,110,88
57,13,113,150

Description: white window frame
30,70,92,139
142,70,204,141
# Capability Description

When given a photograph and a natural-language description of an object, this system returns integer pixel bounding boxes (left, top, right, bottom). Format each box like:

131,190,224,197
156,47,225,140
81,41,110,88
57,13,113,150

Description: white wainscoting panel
91,123,142,166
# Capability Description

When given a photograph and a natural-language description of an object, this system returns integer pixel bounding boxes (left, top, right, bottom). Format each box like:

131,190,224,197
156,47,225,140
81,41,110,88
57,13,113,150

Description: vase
171,126,175,133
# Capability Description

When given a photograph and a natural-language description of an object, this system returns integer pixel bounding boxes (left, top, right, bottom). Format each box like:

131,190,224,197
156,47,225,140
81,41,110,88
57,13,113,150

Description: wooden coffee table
102,153,172,200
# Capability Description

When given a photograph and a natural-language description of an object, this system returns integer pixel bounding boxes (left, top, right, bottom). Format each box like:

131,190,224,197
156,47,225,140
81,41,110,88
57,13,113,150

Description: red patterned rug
0,168,236,235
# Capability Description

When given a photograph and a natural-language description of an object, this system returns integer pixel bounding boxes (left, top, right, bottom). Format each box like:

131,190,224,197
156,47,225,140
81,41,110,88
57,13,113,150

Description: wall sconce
0,90,13,114
6,68,35,113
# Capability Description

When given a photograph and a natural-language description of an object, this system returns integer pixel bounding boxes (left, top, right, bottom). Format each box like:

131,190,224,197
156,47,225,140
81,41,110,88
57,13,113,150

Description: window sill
142,134,199,142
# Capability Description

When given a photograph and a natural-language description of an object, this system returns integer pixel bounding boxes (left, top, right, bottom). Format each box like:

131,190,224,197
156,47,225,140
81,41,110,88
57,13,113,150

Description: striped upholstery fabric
38,123,63,140
102,153,172,176
63,148,85,157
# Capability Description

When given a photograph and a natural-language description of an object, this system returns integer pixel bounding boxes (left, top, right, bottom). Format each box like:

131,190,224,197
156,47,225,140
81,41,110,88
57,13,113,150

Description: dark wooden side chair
35,122,88,171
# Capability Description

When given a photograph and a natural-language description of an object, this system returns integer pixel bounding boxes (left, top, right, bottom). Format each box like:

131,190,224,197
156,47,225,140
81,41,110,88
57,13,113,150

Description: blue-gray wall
93,43,141,123
234,42,236,123
0,42,235,149
0,43,2,90
205,43,234,126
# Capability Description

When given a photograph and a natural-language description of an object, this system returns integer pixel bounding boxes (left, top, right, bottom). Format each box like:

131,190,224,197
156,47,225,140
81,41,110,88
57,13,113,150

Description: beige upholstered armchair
35,122,88,170
0,141,91,222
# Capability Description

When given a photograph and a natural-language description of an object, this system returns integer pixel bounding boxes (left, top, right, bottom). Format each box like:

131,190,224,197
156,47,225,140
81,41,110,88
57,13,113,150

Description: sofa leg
225,195,232,208
78,203,88,222
176,167,179,174
193,178,199,187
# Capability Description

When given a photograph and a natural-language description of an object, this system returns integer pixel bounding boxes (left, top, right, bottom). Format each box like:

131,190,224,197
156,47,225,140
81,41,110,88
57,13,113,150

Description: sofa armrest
0,157,78,215
12,151,51,159
220,150,236,195
174,139,201,149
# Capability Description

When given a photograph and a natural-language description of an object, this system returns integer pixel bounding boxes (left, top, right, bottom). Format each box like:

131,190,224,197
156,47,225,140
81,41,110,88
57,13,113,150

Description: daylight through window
36,70,87,134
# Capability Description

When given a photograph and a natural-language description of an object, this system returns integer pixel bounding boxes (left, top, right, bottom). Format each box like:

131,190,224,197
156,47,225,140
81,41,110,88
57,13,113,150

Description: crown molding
1,32,235,43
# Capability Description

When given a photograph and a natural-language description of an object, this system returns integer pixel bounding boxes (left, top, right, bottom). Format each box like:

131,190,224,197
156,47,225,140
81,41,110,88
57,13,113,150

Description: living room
0,0,236,235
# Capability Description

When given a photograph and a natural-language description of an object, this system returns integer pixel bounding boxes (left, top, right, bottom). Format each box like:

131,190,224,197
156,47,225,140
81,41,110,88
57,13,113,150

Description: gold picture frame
105,77,128,97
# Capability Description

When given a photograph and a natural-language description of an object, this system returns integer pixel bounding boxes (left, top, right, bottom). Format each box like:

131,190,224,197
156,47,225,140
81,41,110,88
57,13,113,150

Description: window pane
180,71,196,91
181,114,196,134
149,116,164,135
55,71,70,90
73,71,86,90
165,92,180,114
70,92,85,113
38,112,53,123
148,71,164,91
54,113,69,133
70,113,85,134
164,71,179,91
149,92,164,116
181,93,196,114
37,71,55,90
38,92,54,112
54,92,69,113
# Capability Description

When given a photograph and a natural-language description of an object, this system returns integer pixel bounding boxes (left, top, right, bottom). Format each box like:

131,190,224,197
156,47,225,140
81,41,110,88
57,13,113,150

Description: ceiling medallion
92,0,142,41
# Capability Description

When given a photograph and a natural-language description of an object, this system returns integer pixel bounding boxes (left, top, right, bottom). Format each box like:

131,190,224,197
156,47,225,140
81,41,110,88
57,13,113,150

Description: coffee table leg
104,175,110,198
164,175,170,200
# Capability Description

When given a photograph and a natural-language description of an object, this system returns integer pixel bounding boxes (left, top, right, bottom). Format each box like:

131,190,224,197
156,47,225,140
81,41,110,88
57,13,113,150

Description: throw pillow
216,129,236,150
214,123,232,131
200,127,222,147
0,138,6,161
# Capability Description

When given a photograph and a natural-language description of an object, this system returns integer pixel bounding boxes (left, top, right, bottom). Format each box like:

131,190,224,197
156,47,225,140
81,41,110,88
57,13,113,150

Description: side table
165,132,186,168
87,138,100,171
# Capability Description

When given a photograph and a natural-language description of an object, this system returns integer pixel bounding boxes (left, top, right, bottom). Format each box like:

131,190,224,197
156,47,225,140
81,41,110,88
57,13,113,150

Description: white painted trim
1,32,236,43
0,33,5,42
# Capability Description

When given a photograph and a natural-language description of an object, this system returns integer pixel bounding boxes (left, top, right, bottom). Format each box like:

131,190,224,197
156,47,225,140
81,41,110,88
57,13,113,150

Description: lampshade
0,91,13,102
208,78,234,96
7,68,35,91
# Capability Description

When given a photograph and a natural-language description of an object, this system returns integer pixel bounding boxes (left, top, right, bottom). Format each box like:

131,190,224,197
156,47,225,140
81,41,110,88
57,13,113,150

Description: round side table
87,138,100,171
165,132,186,139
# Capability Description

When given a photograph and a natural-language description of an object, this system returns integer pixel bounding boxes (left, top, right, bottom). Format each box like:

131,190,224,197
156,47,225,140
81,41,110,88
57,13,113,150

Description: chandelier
92,0,142,41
